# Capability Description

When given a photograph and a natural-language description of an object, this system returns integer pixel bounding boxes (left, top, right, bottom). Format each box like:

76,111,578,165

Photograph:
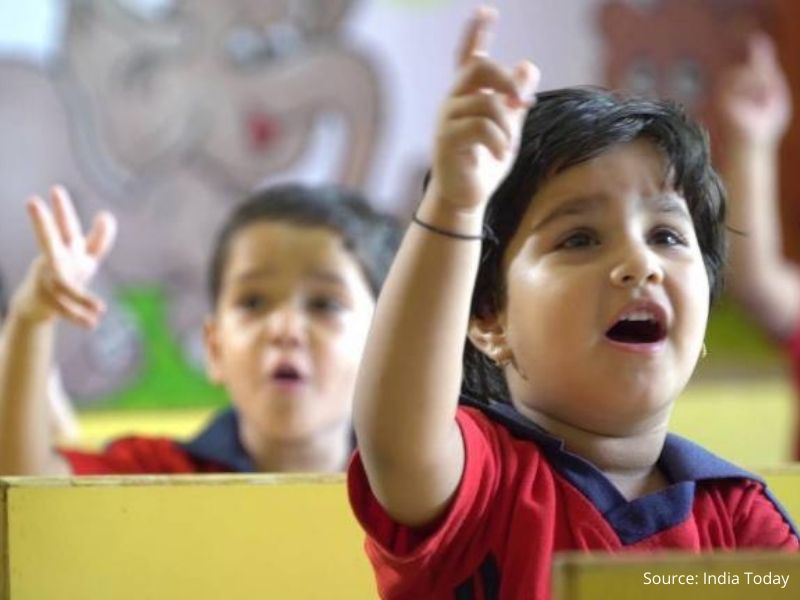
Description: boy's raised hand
429,7,540,214
718,34,791,147
15,186,116,329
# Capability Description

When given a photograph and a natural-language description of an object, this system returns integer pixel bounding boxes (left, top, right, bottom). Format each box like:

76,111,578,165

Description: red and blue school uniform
60,409,256,474
348,398,799,600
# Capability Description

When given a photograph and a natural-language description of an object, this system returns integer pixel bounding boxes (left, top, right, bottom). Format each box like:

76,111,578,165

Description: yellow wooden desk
0,474,375,600
0,467,798,600
553,552,799,599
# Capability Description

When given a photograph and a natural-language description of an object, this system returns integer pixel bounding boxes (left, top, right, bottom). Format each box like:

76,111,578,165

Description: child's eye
557,230,599,250
650,227,687,247
237,293,268,311
307,296,345,314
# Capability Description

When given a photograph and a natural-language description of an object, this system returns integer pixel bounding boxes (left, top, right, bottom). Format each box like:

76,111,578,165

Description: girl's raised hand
718,34,792,147
15,186,117,329
429,7,540,214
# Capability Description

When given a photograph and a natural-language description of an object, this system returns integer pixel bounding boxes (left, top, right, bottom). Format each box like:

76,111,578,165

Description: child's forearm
353,7,537,525
0,304,70,475
724,141,800,339
353,190,483,523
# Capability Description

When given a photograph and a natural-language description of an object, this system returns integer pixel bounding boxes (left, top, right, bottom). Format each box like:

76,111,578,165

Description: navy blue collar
461,396,798,544
179,409,257,473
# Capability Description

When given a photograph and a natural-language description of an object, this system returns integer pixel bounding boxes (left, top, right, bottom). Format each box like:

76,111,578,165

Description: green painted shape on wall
93,286,227,410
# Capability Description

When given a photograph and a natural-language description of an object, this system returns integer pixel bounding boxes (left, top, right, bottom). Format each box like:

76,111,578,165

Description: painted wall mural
0,0,383,407
3,0,791,407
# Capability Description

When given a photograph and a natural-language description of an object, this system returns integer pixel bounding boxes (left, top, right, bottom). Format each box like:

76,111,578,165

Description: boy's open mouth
605,307,667,344
271,364,306,383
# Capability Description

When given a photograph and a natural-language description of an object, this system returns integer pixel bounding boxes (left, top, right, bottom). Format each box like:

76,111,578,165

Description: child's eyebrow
306,270,347,288
233,268,276,282
232,268,347,289
530,194,604,233
650,194,692,221
531,192,692,234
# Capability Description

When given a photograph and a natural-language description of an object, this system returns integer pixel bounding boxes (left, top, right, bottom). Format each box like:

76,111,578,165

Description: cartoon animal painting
0,0,382,404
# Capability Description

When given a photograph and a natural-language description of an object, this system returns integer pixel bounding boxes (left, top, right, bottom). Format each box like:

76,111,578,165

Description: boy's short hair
463,86,727,403
208,184,402,307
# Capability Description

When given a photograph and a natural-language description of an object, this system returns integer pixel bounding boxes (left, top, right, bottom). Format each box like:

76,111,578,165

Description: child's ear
203,317,224,385
467,313,512,367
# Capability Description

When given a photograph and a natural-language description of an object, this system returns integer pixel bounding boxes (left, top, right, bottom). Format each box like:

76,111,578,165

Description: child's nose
609,245,664,288
263,302,306,347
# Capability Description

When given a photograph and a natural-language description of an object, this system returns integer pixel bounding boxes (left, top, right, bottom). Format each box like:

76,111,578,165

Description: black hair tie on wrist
412,214,483,241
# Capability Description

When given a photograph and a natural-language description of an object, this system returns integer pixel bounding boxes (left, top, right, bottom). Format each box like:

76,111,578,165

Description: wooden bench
73,378,797,464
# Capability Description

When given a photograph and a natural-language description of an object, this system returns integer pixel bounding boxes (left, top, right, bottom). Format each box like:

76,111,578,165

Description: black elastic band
412,213,483,241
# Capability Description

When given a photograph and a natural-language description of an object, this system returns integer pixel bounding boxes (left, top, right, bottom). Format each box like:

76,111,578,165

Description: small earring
493,355,511,369
701,343,708,359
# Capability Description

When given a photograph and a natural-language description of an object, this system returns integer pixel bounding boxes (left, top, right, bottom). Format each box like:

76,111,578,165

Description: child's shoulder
455,397,568,481
659,432,757,482
660,433,799,543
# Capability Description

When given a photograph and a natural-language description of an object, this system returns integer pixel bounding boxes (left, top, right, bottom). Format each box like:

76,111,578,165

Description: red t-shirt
60,409,256,474
348,401,799,599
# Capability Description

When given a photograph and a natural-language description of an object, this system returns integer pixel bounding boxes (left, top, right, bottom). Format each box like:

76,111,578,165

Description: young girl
717,34,800,461
348,8,799,599
0,183,400,474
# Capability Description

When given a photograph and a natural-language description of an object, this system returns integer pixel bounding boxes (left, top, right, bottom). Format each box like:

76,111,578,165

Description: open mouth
605,308,667,345
271,364,305,384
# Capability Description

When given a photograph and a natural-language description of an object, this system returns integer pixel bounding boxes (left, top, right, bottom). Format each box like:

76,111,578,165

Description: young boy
0,183,400,474
717,34,800,460
348,8,798,599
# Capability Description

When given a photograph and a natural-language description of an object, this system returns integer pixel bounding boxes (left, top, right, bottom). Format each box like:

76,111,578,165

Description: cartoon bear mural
598,0,774,147
0,0,382,405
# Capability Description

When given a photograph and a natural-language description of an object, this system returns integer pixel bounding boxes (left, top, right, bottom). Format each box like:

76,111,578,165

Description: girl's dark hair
463,87,727,404
208,184,402,307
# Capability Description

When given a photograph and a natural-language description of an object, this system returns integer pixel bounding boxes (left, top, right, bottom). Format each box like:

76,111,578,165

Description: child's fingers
451,57,523,102
512,60,541,107
440,116,510,161
50,186,84,247
457,6,497,65
40,284,101,329
26,196,62,266
444,94,516,141
85,211,117,259
48,274,105,315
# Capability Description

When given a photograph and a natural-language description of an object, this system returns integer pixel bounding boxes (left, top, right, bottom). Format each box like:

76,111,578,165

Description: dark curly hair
208,184,402,307
462,87,727,404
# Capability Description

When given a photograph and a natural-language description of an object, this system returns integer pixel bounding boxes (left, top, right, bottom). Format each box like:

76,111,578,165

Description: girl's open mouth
606,313,666,344
605,303,668,352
